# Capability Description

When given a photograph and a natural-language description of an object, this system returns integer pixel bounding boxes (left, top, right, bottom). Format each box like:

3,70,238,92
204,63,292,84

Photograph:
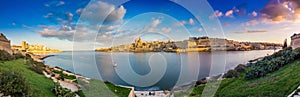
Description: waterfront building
12,40,61,53
291,33,300,49
96,36,282,52
11,45,22,51
22,41,29,50
12,40,29,51
134,37,143,48
250,43,265,50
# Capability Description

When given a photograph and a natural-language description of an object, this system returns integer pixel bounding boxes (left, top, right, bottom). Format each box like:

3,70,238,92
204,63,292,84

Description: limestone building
291,33,300,49
12,41,29,51
0,33,12,54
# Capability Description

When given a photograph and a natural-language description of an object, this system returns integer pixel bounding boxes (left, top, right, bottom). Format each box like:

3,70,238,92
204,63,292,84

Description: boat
113,63,118,67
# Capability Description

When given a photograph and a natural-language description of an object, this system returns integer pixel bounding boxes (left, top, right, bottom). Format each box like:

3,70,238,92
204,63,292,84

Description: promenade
134,91,173,97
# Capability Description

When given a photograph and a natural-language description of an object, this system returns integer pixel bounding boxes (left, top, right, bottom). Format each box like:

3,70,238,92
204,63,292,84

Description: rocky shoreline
173,63,247,92
43,65,89,92
33,52,260,97
35,53,246,97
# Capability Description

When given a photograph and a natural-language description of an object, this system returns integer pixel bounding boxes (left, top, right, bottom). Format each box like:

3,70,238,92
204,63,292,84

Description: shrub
75,90,86,97
0,71,30,97
51,82,76,97
0,50,13,61
224,70,239,78
53,70,76,80
245,47,300,80
234,64,247,72
28,61,45,74
13,53,24,59
25,53,34,62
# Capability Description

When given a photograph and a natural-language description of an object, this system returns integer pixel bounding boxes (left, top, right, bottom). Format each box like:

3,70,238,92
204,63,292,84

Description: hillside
0,59,56,97
176,58,300,97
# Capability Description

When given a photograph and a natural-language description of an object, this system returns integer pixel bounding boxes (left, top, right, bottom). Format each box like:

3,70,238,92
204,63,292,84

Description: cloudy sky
0,0,300,50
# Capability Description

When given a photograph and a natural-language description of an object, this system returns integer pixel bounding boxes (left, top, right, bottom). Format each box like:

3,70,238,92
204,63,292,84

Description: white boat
113,63,118,67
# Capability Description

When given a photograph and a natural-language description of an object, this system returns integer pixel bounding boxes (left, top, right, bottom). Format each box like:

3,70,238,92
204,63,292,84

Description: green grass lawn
105,81,132,97
176,59,300,97
0,59,56,97
80,79,131,97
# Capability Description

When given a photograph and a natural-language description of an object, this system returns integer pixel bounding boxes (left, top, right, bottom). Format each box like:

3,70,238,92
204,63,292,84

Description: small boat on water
113,63,118,67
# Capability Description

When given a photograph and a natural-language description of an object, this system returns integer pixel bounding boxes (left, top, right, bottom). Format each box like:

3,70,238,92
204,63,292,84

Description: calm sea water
44,50,277,90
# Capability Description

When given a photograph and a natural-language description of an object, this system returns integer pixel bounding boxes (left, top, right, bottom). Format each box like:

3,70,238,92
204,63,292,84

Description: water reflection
44,50,277,90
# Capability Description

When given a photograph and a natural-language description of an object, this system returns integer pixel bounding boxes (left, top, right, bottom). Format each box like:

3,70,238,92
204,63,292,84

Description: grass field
80,79,131,97
176,59,300,97
0,58,131,97
0,59,56,97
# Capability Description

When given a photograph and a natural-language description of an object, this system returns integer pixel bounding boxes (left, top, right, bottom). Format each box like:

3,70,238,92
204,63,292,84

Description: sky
1,0,300,50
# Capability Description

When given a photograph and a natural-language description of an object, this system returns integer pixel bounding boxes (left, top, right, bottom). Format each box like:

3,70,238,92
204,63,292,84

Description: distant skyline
1,0,300,50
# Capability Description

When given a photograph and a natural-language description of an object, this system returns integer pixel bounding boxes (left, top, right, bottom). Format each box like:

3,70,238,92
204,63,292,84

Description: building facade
291,33,300,49
0,33,12,54
12,40,29,51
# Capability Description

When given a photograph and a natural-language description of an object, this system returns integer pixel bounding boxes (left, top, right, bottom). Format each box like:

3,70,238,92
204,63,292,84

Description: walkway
134,91,173,97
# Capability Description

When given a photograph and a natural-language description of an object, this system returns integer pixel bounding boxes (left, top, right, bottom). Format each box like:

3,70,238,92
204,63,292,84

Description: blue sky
1,0,300,50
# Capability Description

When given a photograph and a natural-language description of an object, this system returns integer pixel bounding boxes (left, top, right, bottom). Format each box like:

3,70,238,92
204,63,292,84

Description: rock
53,68,62,72
59,80,79,92
62,71,75,76
235,64,247,72
64,79,74,83
196,78,207,86
54,74,60,78
223,69,240,78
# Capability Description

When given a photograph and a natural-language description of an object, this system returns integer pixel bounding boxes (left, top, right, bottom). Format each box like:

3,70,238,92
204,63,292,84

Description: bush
28,61,45,74
234,64,247,72
13,53,24,59
53,70,76,80
0,71,31,97
245,47,300,80
51,82,76,97
224,70,239,78
25,53,34,62
0,50,13,61
75,90,86,97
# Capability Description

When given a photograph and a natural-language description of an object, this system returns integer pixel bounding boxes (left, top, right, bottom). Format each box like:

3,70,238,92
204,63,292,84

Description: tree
283,39,287,49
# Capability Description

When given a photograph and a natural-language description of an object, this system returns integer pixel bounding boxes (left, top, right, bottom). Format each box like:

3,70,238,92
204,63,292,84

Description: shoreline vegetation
0,50,132,97
95,37,282,53
175,47,300,96
0,51,56,97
